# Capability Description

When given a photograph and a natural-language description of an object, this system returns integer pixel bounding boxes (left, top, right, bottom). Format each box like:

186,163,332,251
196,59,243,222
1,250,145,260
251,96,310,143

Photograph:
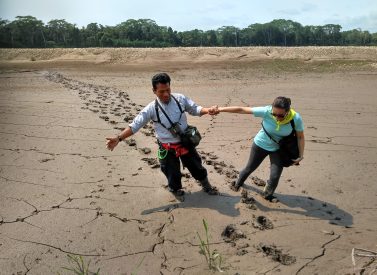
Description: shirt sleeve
294,112,304,131
128,103,153,133
181,94,202,116
252,106,269,118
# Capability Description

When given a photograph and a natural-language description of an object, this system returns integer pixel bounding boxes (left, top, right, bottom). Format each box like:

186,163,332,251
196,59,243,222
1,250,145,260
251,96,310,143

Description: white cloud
338,12,377,32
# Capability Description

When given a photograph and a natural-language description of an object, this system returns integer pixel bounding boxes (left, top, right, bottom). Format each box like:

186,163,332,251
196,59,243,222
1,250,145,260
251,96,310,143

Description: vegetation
1,16,376,48
197,219,224,272
59,254,100,275
58,254,145,275
131,256,145,275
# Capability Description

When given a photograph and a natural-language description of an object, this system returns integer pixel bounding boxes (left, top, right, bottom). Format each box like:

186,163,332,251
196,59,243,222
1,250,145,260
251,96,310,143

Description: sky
1,0,376,32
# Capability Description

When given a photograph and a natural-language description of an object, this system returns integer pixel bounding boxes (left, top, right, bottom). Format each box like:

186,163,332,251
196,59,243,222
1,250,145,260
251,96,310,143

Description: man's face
153,83,171,103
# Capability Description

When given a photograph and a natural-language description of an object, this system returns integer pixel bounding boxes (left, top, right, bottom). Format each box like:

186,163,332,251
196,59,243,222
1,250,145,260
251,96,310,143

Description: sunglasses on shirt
271,112,287,118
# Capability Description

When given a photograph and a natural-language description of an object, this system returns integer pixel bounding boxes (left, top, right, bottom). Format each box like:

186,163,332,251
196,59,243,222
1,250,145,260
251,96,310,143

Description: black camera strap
261,119,295,145
154,95,184,129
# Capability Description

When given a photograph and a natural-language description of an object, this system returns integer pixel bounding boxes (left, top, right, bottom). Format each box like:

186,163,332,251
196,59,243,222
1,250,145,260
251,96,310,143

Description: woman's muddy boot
200,178,219,195
261,181,279,202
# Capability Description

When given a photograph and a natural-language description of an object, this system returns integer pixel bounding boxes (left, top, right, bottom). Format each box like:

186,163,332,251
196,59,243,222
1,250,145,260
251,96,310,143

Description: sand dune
1,46,377,65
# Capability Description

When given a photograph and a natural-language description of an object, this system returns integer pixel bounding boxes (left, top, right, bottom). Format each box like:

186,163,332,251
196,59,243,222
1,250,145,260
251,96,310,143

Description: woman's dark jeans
236,142,283,195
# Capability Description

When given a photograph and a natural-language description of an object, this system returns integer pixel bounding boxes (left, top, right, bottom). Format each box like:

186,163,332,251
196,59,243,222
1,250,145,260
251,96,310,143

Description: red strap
160,143,189,157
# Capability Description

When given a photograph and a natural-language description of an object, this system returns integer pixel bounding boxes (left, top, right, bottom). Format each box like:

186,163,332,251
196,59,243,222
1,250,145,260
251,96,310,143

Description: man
106,73,218,197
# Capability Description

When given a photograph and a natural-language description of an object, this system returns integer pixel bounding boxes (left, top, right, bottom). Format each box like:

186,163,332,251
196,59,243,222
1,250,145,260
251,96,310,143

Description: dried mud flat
0,47,377,274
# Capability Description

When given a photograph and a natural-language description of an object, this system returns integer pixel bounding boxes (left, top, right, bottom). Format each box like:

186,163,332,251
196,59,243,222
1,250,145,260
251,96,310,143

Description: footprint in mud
139,147,151,154
221,224,246,242
236,243,250,256
113,127,125,131
213,161,227,173
90,188,105,194
199,151,217,160
199,150,240,182
309,137,332,144
125,138,137,147
250,176,266,187
241,189,257,210
251,215,274,230
141,157,160,169
39,158,54,163
123,114,134,122
224,169,239,179
236,246,249,256
257,243,296,265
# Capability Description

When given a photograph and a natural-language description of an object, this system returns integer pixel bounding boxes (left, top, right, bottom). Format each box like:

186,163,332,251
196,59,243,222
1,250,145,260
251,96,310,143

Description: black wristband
117,135,123,142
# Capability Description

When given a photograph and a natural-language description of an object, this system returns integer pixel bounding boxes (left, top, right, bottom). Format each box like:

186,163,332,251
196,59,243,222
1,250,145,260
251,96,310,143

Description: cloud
276,2,317,19
301,3,317,12
338,12,377,32
350,13,377,32
195,2,237,14
277,8,301,16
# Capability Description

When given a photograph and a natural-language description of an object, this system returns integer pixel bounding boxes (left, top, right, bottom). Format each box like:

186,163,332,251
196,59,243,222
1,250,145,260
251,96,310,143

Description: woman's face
271,107,288,121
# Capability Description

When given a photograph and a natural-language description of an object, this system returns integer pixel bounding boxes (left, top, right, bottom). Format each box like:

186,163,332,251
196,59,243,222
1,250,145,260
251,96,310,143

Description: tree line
1,16,376,48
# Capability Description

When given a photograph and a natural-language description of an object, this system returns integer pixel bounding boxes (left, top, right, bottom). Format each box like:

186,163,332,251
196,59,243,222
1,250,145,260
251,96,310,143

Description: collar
269,107,296,131
156,95,172,106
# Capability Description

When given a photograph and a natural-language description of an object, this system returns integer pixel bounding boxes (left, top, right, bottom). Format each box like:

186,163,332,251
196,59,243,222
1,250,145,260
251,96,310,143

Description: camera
168,122,181,137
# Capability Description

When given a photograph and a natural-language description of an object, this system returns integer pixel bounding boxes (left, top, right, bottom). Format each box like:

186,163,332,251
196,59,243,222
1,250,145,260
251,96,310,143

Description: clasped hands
208,105,220,116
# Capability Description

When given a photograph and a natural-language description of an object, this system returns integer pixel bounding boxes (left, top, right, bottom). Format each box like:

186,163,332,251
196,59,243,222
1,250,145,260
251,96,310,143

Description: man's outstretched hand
106,137,119,151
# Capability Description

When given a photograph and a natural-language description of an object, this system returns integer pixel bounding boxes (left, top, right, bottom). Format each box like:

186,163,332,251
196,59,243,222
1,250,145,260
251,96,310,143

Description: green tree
323,24,342,45
217,26,239,46
116,19,162,42
8,16,45,47
179,29,203,46
204,30,218,46
1,16,376,48
270,19,303,46
81,23,103,47
46,19,79,47
371,33,377,45
0,19,12,47
99,33,114,47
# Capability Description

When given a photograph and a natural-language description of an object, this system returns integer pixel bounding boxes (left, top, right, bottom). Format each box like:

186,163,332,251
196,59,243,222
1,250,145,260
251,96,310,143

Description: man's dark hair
272,96,291,111
152,73,171,90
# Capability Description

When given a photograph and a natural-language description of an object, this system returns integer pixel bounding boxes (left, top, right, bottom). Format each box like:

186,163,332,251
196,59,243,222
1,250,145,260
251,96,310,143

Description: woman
218,96,305,200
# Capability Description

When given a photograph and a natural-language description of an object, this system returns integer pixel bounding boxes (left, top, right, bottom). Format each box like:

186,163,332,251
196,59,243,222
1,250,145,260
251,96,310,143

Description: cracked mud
1,50,375,274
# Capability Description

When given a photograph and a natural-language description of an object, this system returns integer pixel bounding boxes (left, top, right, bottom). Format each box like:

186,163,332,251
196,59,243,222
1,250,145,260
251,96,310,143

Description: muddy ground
0,47,376,274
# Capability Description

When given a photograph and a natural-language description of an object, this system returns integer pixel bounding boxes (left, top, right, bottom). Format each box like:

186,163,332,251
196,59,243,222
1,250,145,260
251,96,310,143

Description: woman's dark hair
272,96,291,111
152,73,171,89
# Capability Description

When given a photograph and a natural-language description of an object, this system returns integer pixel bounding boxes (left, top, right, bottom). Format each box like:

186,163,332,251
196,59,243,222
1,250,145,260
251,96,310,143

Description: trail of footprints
45,72,263,184
45,72,156,170
45,72,155,136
